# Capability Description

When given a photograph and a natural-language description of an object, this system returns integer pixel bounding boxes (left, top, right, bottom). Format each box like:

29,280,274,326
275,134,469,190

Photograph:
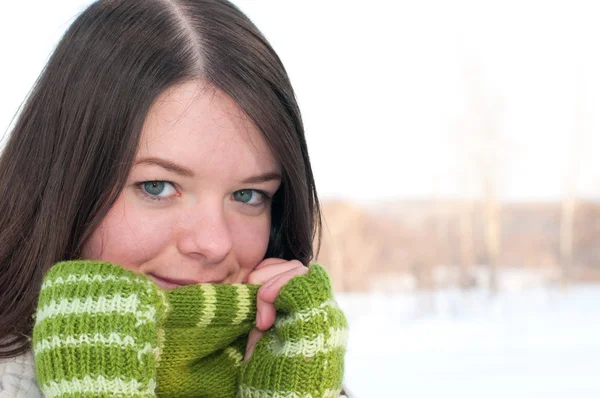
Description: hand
242,258,308,362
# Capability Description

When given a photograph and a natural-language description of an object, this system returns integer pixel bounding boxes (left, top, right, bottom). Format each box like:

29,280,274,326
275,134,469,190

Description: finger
255,266,308,330
258,265,309,304
256,298,277,331
244,259,303,285
243,327,264,363
253,257,285,271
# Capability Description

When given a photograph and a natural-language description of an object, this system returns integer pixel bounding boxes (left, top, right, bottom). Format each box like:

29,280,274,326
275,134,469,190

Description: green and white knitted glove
239,264,348,398
33,261,167,397
33,261,347,397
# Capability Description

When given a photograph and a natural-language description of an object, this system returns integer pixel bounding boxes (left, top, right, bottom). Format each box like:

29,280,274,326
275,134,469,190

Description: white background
3,1,600,202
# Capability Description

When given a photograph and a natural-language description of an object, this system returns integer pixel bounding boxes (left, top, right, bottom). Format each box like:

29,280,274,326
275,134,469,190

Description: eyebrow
135,157,195,177
241,172,282,184
135,157,282,183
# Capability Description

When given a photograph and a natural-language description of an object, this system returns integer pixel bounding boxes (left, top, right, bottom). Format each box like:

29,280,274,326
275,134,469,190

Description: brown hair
0,0,320,357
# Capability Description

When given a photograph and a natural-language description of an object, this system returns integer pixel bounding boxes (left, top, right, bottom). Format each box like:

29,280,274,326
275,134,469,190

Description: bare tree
458,197,476,289
560,77,587,289
482,168,501,294
461,61,503,294
560,184,576,289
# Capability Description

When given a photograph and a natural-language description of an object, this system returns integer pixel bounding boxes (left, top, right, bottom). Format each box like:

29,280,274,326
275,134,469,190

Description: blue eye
144,181,165,195
138,181,177,201
233,189,266,206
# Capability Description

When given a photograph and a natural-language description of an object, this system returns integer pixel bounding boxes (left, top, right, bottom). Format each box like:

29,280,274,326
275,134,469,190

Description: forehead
137,80,279,175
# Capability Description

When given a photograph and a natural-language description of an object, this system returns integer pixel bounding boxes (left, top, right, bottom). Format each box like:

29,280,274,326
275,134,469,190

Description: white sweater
0,351,42,398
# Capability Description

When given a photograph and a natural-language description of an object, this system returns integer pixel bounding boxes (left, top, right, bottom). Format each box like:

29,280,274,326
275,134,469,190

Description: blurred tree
560,77,587,289
462,61,503,294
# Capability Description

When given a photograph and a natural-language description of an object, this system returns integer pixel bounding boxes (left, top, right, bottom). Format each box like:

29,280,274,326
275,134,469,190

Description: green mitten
33,261,167,397
239,264,348,398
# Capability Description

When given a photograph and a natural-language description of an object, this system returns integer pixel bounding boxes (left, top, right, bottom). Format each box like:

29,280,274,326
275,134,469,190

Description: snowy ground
337,285,600,397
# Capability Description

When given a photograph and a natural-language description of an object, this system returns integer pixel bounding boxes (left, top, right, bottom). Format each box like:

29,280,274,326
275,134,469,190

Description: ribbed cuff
33,261,165,397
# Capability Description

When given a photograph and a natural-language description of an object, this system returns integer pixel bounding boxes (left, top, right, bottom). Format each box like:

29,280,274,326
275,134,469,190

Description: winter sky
2,1,600,202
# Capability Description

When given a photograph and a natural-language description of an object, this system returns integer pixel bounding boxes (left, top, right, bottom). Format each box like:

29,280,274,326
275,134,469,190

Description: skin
81,80,307,361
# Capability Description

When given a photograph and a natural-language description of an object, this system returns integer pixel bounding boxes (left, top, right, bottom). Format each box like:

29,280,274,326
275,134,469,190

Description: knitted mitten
238,264,348,398
33,261,167,397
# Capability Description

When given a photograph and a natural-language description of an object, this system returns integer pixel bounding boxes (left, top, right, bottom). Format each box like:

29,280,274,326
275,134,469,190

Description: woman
0,0,347,396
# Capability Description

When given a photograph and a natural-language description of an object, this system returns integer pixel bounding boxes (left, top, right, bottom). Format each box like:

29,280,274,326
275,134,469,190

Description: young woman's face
81,81,281,289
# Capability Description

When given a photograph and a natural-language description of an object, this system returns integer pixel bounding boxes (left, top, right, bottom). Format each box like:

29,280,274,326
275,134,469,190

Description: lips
148,273,198,289
147,273,226,289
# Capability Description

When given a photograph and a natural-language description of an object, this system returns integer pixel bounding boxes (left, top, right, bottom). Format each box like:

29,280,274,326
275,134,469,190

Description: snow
338,285,600,397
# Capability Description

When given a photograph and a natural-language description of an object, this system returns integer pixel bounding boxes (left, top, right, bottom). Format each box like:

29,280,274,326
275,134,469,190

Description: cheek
230,213,271,271
80,196,174,271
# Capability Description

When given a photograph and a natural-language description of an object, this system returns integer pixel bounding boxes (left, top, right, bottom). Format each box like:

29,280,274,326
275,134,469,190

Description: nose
176,201,233,264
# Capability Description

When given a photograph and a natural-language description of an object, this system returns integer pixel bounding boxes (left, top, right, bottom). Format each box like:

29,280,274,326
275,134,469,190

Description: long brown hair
0,0,320,358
